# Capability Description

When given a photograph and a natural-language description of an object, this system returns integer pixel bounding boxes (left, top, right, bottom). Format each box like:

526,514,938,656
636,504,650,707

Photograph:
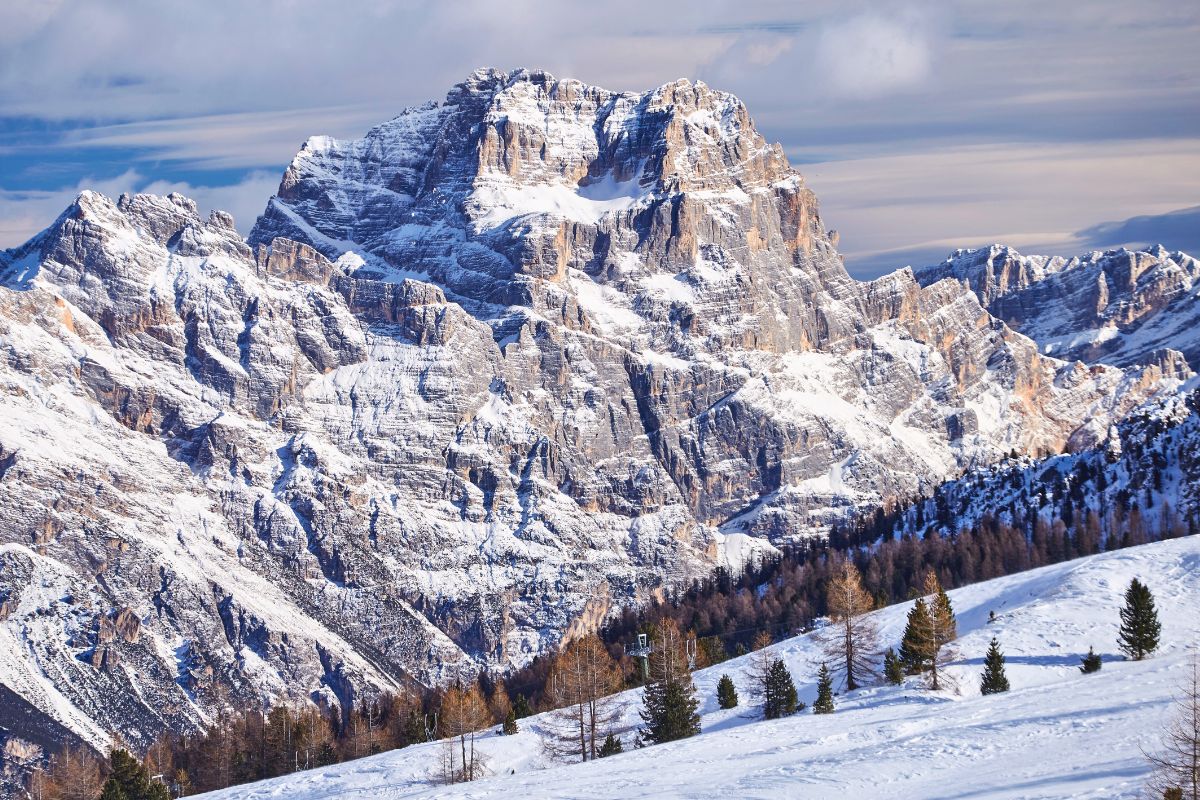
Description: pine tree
813,663,836,714
716,674,738,709
924,572,959,690
899,598,932,675
1118,578,1162,661
512,693,534,719
100,749,170,800
99,783,129,800
639,618,701,744
883,647,904,685
1080,646,1103,674
597,733,623,758
502,710,519,736
762,658,799,719
821,560,879,691
980,637,1010,695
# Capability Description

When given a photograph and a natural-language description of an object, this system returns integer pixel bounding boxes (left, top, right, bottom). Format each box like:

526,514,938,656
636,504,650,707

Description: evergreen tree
597,733,623,758
883,647,904,685
813,663,836,714
923,572,959,690
1079,646,1103,674
315,742,338,767
639,619,701,744
980,637,1010,695
1118,578,1162,660
502,710,519,736
512,694,534,719
100,749,170,800
899,598,932,674
716,674,738,709
99,783,129,800
762,658,799,719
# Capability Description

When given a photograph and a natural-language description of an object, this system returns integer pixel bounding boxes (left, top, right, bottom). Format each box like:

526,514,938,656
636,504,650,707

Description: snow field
199,536,1200,799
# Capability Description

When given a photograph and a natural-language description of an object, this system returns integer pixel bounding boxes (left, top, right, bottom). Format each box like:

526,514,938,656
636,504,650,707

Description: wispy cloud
1076,206,1200,256
803,138,1200,276
813,11,935,98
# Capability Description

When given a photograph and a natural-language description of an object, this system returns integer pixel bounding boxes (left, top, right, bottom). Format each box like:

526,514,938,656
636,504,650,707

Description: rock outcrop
918,244,1200,369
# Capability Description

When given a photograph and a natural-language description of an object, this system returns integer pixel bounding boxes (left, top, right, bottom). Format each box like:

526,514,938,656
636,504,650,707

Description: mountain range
0,68,1195,775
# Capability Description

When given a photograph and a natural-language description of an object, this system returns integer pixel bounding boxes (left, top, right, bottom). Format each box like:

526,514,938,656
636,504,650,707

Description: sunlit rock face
0,69,1187,754
919,243,1200,370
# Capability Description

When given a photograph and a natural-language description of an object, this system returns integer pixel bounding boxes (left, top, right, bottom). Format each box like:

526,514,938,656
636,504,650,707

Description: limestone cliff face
918,244,1200,369
0,69,1189,754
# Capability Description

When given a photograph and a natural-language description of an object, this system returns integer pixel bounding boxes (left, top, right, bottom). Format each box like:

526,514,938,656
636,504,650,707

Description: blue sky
2,0,1198,277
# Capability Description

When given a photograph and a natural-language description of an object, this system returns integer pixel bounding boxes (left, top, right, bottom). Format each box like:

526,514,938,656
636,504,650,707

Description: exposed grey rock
918,244,1200,369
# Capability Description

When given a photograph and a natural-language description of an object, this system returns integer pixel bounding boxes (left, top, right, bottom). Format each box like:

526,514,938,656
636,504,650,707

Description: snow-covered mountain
889,385,1200,542
193,536,1200,800
0,68,1192,763
918,244,1200,369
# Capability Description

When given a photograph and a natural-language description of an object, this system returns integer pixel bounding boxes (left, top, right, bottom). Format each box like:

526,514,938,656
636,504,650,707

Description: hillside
196,536,1200,799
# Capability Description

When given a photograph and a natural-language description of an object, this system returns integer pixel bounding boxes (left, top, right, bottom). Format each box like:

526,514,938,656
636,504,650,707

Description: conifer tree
598,733,623,758
980,637,1010,695
813,663,836,714
1118,578,1162,661
99,749,170,800
502,710,519,736
512,693,534,719
883,647,904,685
1145,654,1200,800
542,632,624,762
639,618,701,744
438,680,491,783
38,743,104,800
716,674,738,709
99,783,128,800
762,658,799,719
821,560,879,691
924,572,959,690
1080,646,1103,674
489,683,513,725
899,598,932,675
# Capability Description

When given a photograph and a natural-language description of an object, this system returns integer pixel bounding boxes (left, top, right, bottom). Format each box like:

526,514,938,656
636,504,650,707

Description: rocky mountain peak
918,243,1200,368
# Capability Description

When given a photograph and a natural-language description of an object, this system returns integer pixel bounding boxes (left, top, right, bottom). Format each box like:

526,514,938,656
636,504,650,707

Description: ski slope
199,537,1200,799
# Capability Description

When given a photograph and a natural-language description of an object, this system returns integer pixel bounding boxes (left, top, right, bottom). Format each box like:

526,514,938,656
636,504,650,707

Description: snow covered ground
198,537,1200,799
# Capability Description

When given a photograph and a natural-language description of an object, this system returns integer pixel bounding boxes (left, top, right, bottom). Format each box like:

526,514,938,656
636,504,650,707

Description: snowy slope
197,536,1200,799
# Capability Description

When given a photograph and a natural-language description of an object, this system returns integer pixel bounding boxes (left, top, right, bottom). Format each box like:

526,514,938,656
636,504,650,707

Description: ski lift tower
627,633,652,682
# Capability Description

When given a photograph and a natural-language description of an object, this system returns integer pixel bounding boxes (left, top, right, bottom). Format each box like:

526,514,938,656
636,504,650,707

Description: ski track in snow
197,536,1200,799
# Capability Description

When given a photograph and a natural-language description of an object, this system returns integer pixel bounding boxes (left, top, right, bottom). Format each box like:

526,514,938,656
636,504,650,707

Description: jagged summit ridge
250,67,856,356
918,243,1200,368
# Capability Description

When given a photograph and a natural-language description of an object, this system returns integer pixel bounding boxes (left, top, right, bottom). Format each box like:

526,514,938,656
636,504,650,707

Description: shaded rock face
0,69,1189,753
918,244,1200,369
